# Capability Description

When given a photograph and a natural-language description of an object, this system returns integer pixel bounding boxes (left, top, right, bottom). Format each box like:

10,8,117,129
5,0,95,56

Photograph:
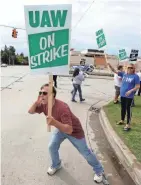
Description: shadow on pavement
55,167,82,185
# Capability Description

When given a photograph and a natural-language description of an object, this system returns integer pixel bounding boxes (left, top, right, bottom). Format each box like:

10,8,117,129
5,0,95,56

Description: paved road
1,66,30,90
1,66,131,185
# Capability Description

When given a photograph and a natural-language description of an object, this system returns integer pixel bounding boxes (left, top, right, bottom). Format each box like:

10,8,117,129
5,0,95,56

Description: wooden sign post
117,56,120,66
104,52,111,73
47,75,53,132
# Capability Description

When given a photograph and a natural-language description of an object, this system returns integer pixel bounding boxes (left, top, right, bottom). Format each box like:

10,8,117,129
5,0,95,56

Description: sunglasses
127,67,133,69
39,91,48,96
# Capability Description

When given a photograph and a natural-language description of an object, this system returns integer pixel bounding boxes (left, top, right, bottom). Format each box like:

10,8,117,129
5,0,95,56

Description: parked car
1,63,8,67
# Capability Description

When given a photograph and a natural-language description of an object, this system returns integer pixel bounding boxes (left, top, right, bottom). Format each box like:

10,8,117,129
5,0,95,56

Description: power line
0,25,25,30
0,1,96,45
72,0,96,31
1,1,96,32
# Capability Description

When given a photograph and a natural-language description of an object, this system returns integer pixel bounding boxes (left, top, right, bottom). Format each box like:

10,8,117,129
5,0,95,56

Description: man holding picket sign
25,4,104,184
28,83,104,183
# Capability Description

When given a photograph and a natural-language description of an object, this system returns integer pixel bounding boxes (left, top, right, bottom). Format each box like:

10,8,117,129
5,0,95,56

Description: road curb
99,108,141,185
60,74,113,80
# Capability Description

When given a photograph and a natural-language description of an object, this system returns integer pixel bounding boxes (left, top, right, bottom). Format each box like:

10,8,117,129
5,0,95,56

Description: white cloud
0,0,141,56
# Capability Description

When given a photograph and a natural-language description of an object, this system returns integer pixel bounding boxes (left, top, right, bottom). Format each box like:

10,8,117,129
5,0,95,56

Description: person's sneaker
71,90,73,94
123,126,131,131
114,100,119,104
80,99,85,102
72,99,77,102
94,174,103,183
47,165,62,175
116,120,124,125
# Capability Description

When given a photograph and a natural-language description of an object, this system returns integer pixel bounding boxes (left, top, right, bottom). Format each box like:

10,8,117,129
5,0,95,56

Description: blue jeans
48,129,104,175
72,84,83,101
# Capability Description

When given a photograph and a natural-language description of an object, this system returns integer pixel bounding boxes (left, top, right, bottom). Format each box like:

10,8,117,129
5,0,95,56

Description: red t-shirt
35,99,85,139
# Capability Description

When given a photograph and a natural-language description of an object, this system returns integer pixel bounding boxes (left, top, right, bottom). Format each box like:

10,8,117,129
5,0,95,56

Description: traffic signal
12,29,18,38
70,48,74,51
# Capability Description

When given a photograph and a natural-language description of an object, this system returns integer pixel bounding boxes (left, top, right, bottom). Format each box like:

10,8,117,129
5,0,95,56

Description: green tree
24,56,28,61
16,55,24,63
1,46,9,64
9,46,16,65
1,45,28,65
9,46,16,56
20,52,24,57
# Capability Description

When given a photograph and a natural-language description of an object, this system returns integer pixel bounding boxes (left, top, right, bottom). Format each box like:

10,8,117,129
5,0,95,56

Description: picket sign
95,29,111,72
118,49,127,61
24,5,72,132
129,49,139,62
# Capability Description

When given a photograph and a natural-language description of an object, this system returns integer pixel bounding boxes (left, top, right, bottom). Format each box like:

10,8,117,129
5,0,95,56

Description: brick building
70,49,110,68
70,49,107,68
70,49,141,70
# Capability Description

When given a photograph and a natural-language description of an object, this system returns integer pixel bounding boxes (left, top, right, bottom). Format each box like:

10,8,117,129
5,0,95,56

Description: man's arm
53,119,73,135
47,108,73,135
28,96,42,114
47,116,73,134
107,63,118,74
28,102,38,114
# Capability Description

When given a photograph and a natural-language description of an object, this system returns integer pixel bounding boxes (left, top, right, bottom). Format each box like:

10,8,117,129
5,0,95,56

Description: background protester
107,63,140,131
113,65,123,104
72,68,85,102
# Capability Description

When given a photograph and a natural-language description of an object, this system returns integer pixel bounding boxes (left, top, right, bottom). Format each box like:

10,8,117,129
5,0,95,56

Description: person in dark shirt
28,84,104,183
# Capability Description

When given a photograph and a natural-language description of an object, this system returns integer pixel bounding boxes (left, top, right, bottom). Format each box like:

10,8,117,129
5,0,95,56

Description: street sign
118,49,127,61
96,29,106,48
24,5,72,75
129,49,139,61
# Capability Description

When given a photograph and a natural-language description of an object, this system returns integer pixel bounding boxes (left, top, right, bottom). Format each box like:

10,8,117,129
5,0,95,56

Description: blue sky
0,0,141,56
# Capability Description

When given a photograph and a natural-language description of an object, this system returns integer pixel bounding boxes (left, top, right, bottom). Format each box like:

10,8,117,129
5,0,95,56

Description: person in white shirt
137,70,141,96
114,65,123,103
